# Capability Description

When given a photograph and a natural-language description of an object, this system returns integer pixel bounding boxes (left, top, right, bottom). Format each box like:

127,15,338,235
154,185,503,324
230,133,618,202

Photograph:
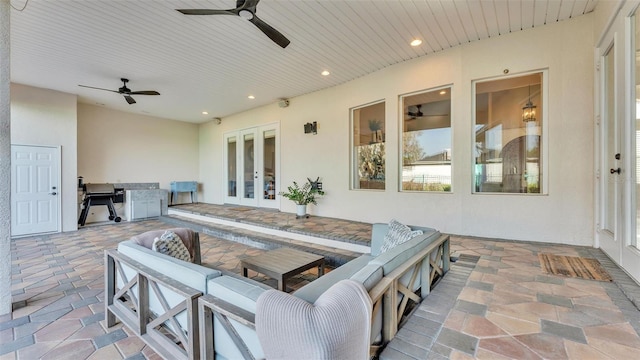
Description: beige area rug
538,253,613,282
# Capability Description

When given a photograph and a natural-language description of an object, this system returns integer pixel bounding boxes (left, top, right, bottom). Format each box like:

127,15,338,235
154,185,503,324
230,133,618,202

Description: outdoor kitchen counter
124,188,169,221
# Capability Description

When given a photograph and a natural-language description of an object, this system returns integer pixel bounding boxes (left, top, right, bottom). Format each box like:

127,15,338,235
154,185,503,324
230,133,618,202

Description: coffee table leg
278,277,285,292
242,266,248,278
319,262,325,276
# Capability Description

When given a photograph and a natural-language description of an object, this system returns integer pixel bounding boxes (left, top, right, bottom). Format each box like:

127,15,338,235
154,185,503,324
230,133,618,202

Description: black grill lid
85,183,115,194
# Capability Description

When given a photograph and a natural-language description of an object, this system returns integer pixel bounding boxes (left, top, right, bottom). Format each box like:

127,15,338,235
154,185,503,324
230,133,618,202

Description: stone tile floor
1,212,640,359
382,238,640,359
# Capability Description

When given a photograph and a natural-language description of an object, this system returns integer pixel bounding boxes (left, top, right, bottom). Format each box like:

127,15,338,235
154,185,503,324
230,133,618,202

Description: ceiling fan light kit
177,0,290,48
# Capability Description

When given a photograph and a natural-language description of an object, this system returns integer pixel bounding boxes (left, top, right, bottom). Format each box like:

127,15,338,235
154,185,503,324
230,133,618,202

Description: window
474,72,545,194
400,87,452,192
351,101,386,190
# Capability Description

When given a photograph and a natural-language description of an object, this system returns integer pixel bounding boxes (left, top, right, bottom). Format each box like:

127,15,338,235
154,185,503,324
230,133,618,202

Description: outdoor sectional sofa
104,224,450,359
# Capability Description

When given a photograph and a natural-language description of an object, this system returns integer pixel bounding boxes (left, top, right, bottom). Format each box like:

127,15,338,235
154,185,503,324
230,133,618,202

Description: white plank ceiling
9,0,598,123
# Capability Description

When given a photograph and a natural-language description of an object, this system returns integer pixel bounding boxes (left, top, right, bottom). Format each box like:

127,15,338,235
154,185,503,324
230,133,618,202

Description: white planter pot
296,204,307,217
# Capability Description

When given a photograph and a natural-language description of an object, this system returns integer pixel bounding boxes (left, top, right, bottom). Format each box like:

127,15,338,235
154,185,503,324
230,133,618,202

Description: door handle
50,192,57,195
610,168,621,174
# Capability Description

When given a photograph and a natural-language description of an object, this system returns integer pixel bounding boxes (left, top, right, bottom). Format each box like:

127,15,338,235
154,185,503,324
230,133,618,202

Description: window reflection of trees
401,88,452,192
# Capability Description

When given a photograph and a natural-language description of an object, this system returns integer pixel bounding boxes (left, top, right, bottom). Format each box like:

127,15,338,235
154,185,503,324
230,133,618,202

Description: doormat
538,253,613,282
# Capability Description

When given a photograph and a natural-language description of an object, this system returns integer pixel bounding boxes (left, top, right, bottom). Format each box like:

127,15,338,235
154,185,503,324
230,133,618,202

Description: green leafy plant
279,180,325,205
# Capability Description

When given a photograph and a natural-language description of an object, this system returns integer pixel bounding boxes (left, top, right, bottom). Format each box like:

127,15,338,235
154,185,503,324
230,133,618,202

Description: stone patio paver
2,207,640,359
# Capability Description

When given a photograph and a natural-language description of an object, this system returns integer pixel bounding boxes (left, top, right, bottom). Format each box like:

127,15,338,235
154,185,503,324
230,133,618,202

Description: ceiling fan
78,78,160,105
177,0,290,48
406,104,424,119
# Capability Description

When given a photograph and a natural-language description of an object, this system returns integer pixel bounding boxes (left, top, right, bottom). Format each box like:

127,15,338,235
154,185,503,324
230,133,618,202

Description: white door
596,6,640,283
11,145,60,236
597,37,622,260
622,7,640,282
223,124,279,208
257,125,279,209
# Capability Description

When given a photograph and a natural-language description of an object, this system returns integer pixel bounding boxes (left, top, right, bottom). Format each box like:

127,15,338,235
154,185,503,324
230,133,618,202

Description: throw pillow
152,230,191,262
380,219,423,253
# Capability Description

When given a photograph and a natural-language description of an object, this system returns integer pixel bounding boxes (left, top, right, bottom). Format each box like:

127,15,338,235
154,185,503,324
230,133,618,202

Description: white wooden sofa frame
197,234,451,359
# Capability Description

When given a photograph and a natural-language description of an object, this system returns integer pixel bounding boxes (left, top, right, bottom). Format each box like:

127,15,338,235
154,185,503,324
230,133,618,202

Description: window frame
349,99,387,191
398,85,454,193
471,70,549,195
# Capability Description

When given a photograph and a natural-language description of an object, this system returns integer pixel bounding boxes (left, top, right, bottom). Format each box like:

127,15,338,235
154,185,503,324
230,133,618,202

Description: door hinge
596,114,600,126
596,60,600,71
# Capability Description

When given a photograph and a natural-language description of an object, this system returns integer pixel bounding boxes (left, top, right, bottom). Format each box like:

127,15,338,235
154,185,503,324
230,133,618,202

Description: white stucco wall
78,103,199,194
1,0,11,315
200,15,595,246
11,83,78,232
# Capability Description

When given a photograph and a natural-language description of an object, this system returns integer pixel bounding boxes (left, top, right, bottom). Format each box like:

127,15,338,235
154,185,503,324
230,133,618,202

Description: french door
597,35,622,260
223,124,279,208
596,4,640,283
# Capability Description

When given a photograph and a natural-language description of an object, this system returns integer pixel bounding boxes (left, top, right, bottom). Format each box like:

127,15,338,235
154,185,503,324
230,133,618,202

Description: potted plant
279,179,325,218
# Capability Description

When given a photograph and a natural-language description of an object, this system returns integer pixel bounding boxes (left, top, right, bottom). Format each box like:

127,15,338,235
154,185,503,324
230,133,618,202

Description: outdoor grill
78,183,123,226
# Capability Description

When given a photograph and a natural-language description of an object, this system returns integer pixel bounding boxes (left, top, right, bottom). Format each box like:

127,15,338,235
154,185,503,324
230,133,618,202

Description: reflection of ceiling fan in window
405,104,448,121
406,104,423,119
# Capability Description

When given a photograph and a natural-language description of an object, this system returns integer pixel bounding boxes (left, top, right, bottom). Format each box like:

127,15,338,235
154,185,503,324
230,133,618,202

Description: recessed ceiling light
321,70,330,76
202,111,209,115
410,39,422,47
439,90,446,95
248,95,255,99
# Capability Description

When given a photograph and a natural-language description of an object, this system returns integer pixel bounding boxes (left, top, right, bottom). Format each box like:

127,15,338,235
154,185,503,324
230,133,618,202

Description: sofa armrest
367,233,450,348
105,249,203,360
198,294,257,360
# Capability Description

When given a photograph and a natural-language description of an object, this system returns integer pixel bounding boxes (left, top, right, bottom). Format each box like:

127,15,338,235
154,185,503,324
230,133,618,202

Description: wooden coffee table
240,247,325,292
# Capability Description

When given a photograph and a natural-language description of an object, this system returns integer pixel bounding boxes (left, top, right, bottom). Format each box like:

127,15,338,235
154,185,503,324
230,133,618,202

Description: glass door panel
242,131,257,204
223,134,239,204
604,43,617,235
227,136,237,198
262,129,276,202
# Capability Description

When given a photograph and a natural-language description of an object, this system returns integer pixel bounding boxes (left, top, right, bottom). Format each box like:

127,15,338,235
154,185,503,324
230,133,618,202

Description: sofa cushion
349,263,383,291
117,240,220,292
206,275,269,312
370,230,440,275
152,230,191,262
371,223,437,256
380,219,424,253
131,228,198,263
207,275,269,360
293,254,373,303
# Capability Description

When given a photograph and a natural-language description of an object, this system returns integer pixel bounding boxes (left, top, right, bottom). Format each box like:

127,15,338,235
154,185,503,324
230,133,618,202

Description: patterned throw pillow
380,219,424,253
151,230,191,262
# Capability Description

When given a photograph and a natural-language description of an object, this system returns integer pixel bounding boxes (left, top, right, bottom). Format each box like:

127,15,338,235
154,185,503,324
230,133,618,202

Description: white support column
0,0,12,315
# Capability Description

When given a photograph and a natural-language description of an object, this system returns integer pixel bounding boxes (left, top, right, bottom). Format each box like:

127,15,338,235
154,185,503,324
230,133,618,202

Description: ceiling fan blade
78,84,119,93
177,9,237,16
130,91,160,96
249,15,290,48
124,95,136,104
